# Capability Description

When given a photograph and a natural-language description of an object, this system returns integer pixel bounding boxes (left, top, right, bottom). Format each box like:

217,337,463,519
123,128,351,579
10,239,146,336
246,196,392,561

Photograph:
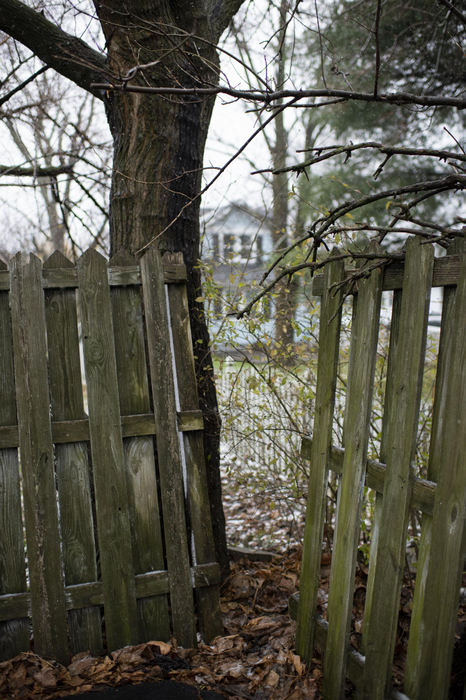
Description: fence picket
140,246,196,648
44,251,102,655
361,237,434,699
0,258,29,660
362,287,402,652
165,252,223,642
323,248,383,699
296,251,345,662
77,248,138,650
404,240,466,699
109,250,171,643
9,253,69,663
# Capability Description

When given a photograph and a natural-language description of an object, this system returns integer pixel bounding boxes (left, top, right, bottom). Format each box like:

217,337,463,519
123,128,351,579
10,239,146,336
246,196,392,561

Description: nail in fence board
109,250,170,642
140,246,196,649
165,252,223,642
9,254,69,663
44,251,102,656
0,258,29,660
324,246,383,698
77,249,138,651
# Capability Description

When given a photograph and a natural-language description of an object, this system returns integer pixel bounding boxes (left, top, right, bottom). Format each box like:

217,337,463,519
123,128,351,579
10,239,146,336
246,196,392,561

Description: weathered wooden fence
292,237,465,699
0,247,222,664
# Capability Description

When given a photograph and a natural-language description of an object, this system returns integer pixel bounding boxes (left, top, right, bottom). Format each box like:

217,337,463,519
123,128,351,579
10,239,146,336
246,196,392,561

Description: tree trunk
95,1,230,574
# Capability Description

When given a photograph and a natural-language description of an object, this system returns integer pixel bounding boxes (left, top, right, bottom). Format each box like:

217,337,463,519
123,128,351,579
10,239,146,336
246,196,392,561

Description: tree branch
91,81,466,109
0,163,75,177
0,65,48,107
0,0,108,98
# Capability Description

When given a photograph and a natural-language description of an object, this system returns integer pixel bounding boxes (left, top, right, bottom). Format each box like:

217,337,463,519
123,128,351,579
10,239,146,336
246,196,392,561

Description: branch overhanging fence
0,247,222,664
290,237,465,700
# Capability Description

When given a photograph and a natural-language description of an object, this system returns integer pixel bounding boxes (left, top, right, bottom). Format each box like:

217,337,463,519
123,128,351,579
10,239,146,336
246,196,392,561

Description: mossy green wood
9,253,69,663
323,249,383,700
361,238,434,700
43,251,102,656
404,242,466,700
77,248,138,651
0,258,29,660
165,252,223,642
140,246,196,649
361,288,402,656
403,242,459,697
109,250,170,643
296,251,345,662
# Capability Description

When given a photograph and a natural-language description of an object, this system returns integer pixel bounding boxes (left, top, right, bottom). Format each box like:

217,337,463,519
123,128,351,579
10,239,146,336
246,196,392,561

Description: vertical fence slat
109,250,170,643
44,251,102,655
296,251,345,662
140,246,196,648
361,237,434,699
10,253,69,663
0,258,29,660
361,287,402,655
323,250,383,699
404,242,466,700
77,248,138,651
165,252,223,642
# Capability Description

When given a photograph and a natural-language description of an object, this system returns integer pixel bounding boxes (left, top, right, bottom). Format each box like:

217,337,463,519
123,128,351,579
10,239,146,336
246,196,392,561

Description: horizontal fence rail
294,238,466,700
0,247,222,664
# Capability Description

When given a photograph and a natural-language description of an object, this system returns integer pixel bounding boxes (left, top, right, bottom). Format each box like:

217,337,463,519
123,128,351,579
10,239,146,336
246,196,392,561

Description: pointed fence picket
0,246,222,662
292,237,466,700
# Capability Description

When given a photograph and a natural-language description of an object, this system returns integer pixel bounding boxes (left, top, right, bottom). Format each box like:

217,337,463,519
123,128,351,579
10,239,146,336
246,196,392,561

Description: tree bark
0,0,245,577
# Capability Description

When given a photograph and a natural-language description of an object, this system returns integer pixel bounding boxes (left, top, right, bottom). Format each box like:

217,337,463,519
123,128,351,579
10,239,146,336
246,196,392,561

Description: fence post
109,249,171,643
361,237,434,699
404,241,466,699
10,253,69,663
77,248,138,650
44,251,102,655
0,258,29,660
323,247,383,699
165,251,223,642
140,245,196,649
296,250,345,662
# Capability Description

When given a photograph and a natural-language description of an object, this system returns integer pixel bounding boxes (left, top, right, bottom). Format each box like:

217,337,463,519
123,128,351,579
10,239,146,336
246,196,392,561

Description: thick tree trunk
96,2,229,574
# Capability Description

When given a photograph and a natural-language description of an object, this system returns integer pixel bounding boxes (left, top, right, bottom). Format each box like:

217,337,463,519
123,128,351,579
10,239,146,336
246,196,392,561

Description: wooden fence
291,237,465,699
0,247,222,664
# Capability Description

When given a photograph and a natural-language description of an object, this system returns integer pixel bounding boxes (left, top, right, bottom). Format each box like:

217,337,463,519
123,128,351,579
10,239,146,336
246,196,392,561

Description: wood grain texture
296,251,345,663
10,253,69,663
140,246,196,649
323,246,383,699
77,248,138,651
44,250,102,656
361,238,434,700
110,250,170,643
0,258,30,660
300,439,436,515
166,252,223,642
404,240,466,700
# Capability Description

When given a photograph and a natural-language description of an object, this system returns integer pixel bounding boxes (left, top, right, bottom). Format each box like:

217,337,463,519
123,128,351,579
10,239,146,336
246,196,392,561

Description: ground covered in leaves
1,549,465,699
0,551,324,699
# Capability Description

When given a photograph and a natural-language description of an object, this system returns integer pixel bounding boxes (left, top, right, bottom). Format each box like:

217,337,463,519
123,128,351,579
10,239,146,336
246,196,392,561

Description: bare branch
91,81,466,109
0,0,108,97
0,66,48,107
0,162,75,177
